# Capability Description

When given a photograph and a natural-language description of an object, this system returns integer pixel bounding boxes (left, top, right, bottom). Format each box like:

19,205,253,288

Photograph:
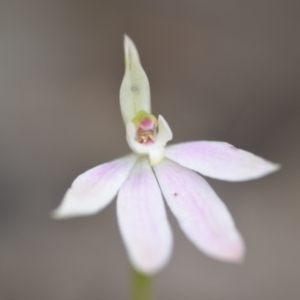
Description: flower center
132,111,158,145
137,127,156,144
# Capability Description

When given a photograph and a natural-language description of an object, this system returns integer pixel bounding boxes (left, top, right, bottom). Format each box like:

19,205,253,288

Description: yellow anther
148,134,155,142
140,136,147,143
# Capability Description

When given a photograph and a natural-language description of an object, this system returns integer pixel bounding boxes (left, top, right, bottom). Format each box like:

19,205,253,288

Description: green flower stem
131,268,154,300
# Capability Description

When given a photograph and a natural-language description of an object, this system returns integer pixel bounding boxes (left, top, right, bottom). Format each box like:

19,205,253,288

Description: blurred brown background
0,1,299,299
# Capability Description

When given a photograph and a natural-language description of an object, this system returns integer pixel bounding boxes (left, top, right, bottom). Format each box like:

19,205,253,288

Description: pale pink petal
165,141,280,181
117,157,173,274
154,159,244,262
52,154,138,218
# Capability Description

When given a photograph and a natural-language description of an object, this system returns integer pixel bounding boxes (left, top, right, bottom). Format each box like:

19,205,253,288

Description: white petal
117,157,173,274
52,154,138,219
126,115,173,165
120,35,151,125
155,115,173,148
165,141,280,181
154,159,245,262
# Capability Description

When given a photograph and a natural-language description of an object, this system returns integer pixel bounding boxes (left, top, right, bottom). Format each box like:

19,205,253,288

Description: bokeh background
0,1,299,299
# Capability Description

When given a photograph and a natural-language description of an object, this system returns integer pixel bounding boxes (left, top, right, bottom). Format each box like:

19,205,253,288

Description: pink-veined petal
52,154,138,219
165,141,280,181
117,157,173,274
154,159,244,263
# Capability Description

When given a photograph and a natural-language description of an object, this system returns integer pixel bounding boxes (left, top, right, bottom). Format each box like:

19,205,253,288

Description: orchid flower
52,35,280,275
